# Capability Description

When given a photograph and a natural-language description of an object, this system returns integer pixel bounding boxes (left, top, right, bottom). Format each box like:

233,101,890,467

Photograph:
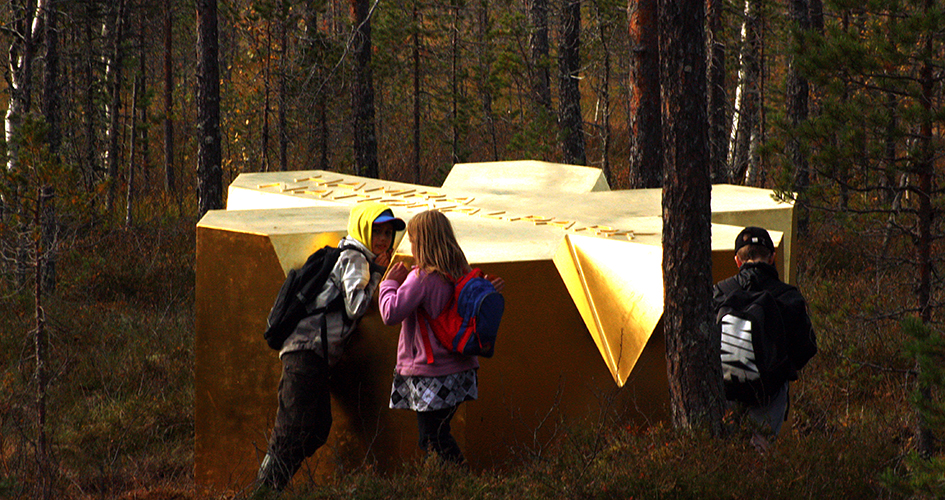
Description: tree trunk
450,3,459,164
787,0,810,233
278,13,288,172
40,185,56,294
164,0,176,193
105,0,128,214
137,15,151,189
4,0,45,176
262,20,272,173
42,0,61,159
598,22,611,184
659,0,724,434
450,2,468,165
728,0,761,185
5,0,44,285
836,11,850,209
412,0,422,182
351,0,379,178
594,0,615,187
477,0,499,162
628,0,661,188
126,78,138,228
83,1,100,190
196,0,224,218
529,0,553,113
34,186,53,500
304,4,331,171
317,95,330,171
706,0,728,184
882,93,898,205
559,0,586,166
914,0,936,456
38,0,59,292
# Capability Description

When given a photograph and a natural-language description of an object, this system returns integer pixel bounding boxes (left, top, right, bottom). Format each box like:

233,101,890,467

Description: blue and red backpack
418,269,504,362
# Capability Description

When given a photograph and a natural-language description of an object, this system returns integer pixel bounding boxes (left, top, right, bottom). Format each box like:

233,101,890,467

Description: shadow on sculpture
195,161,795,493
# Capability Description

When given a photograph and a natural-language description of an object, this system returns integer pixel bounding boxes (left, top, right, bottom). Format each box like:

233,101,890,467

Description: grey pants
747,382,789,437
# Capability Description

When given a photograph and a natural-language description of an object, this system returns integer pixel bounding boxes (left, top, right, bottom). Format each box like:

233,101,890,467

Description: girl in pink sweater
379,210,503,463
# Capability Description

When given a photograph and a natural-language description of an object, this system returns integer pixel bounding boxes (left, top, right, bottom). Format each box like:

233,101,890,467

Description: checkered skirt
389,369,478,412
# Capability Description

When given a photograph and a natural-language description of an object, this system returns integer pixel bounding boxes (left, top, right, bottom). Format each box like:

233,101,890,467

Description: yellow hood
346,202,396,251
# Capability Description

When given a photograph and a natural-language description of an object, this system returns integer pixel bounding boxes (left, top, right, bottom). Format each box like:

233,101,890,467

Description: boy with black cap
713,226,816,451
255,202,405,492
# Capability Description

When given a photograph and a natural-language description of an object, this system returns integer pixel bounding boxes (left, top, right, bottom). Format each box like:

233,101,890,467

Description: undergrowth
0,215,196,499
0,210,938,499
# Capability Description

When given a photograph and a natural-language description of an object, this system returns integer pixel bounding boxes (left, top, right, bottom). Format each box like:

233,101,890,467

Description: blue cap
373,209,405,231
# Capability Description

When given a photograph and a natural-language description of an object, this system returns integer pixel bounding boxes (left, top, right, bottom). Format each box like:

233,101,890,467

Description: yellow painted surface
443,160,611,194
554,235,664,387
195,165,794,493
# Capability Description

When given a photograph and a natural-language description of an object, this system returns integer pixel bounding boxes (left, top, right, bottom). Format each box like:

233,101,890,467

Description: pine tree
787,0,945,457
628,0,662,188
196,0,223,218
659,0,724,433
558,0,586,166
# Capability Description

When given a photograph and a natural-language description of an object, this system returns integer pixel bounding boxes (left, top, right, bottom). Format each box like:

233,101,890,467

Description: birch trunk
5,0,46,176
728,0,761,185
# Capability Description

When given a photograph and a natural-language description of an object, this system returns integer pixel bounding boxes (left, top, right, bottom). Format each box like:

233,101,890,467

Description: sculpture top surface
201,162,792,386
219,163,789,262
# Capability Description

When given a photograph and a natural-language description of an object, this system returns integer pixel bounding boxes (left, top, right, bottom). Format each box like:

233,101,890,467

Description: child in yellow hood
347,201,403,268
256,202,405,492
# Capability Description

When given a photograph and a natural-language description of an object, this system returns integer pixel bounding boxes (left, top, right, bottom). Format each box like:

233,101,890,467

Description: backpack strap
415,271,464,365
311,243,370,361
717,276,742,296
417,309,436,365
413,270,472,365
320,313,330,360
301,293,345,361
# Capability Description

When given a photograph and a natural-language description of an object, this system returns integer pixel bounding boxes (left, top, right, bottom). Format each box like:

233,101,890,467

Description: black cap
735,226,775,253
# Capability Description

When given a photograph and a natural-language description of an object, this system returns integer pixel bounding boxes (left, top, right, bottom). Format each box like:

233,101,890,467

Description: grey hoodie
279,236,383,366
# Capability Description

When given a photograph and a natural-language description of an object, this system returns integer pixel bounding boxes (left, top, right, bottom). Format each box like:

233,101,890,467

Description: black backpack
715,279,793,406
264,245,368,351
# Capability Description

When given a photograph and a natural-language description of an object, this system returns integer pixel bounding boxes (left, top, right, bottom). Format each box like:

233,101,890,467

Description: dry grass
0,211,934,499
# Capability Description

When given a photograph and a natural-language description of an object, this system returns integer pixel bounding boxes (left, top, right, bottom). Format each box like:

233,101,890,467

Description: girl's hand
385,262,410,284
375,249,392,268
486,274,505,293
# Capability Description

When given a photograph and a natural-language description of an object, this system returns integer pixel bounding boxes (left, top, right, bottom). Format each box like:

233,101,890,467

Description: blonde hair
407,210,470,281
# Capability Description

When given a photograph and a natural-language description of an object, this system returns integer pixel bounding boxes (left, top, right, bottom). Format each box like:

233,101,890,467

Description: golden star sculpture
195,160,795,492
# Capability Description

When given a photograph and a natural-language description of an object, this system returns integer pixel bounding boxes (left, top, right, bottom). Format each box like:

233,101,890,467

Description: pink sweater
379,268,479,377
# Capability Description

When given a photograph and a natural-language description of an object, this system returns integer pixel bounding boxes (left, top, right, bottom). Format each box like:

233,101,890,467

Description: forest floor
0,214,928,499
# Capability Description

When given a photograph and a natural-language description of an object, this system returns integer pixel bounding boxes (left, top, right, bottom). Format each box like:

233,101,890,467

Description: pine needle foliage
880,317,945,498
